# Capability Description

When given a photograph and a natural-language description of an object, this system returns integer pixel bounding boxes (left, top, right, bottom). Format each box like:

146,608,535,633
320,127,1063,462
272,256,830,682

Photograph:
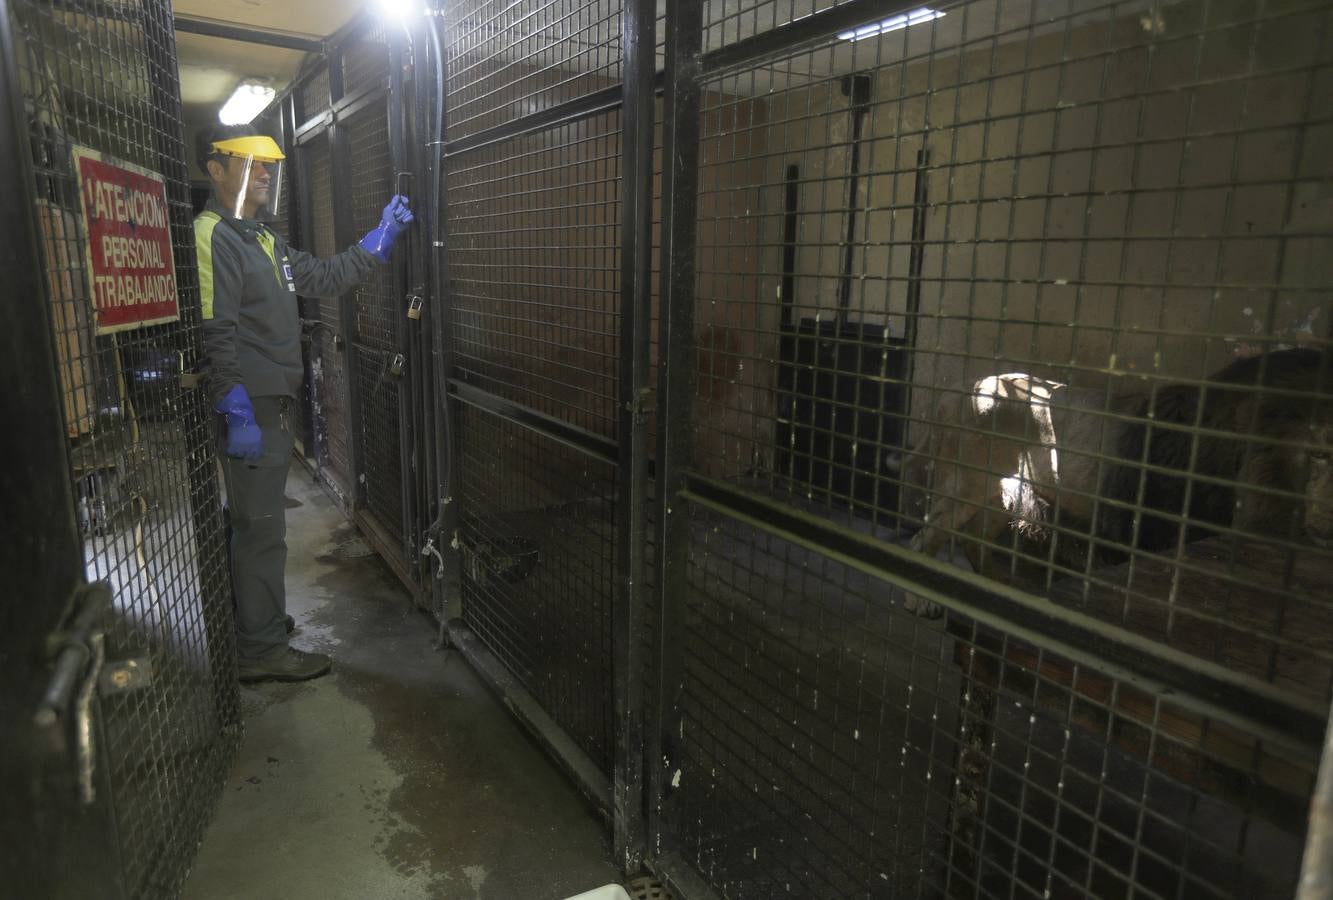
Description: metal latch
626,386,654,426
35,582,112,805
176,350,203,390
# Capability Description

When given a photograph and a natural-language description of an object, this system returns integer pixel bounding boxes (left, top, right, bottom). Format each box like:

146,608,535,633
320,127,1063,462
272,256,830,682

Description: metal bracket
626,386,654,426
98,656,153,695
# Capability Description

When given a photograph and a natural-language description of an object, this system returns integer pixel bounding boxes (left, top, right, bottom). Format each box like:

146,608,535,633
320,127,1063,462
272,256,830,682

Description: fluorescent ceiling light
838,7,945,40
218,82,275,125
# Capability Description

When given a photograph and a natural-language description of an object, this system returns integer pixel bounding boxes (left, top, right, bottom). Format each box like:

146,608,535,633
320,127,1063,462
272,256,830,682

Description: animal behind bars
898,348,1333,618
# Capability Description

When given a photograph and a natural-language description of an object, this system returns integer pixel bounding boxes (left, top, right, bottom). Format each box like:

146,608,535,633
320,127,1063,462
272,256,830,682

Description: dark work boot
237,648,332,684
285,614,296,634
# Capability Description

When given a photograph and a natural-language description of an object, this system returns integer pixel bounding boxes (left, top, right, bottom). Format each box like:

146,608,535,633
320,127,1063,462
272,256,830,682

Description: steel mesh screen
344,26,390,93
346,100,404,545
304,134,353,494
685,0,1333,668
9,0,238,894
448,112,623,435
299,63,331,123
458,403,618,772
652,0,1333,894
444,0,624,140
702,0,850,52
666,504,1315,898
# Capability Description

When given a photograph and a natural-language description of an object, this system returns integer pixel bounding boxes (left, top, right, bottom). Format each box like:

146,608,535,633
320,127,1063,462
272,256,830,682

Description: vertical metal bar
426,8,458,621
297,134,327,475
651,0,703,866
388,27,420,580
780,164,799,332
328,45,367,508
286,95,319,461
900,147,929,430
836,73,871,324
615,0,656,871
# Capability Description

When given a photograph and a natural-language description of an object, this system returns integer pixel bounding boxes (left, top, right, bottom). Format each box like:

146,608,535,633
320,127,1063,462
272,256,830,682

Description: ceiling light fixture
218,81,276,125
377,0,428,21
838,7,945,41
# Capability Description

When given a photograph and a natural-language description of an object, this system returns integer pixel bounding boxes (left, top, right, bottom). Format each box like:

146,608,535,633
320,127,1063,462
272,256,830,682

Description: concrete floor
182,470,621,900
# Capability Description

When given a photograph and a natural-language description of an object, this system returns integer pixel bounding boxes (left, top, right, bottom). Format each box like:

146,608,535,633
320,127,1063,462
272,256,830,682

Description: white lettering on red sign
72,146,179,334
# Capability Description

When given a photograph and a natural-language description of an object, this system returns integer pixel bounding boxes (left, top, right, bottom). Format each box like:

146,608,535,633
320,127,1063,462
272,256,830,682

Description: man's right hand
216,383,263,461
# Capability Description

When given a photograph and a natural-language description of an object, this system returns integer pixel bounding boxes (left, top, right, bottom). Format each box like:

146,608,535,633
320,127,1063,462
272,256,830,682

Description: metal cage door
1,0,240,895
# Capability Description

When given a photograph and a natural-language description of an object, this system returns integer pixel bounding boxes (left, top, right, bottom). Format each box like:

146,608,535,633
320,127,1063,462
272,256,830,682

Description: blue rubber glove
216,383,263,461
359,194,414,262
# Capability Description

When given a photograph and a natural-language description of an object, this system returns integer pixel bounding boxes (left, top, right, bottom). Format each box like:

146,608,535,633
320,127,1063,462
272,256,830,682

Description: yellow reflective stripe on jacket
255,227,284,290
194,211,222,320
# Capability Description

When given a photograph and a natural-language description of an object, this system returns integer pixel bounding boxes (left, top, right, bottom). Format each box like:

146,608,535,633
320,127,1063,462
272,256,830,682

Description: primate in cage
897,347,1333,617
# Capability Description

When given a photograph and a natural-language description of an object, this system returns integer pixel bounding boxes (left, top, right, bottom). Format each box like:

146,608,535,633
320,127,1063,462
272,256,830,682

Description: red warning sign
72,146,179,335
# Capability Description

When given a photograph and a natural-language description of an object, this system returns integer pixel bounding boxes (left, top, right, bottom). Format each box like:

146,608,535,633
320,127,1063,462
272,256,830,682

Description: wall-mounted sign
71,146,179,335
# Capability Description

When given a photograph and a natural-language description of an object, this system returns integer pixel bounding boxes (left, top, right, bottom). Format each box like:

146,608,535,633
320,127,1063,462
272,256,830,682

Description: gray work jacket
195,199,376,405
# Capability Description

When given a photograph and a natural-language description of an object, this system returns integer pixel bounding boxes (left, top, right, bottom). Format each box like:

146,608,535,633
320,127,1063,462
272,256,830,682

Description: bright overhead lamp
218,81,276,125
838,7,945,41
377,0,427,21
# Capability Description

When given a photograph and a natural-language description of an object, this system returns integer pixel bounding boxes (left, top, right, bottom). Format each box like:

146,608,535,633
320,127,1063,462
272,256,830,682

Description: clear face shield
211,136,286,221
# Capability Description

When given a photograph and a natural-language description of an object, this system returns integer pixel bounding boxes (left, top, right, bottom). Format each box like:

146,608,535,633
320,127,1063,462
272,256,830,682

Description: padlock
389,353,406,377
407,295,423,320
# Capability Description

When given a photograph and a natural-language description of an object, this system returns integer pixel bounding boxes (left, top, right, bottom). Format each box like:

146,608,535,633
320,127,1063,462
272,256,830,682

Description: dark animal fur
1095,348,1333,555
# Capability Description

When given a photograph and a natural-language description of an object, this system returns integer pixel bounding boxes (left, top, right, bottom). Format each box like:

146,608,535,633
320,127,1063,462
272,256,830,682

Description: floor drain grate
625,877,672,900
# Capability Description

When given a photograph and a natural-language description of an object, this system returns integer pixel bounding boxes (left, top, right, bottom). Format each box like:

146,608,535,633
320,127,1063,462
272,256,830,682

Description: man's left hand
359,194,414,261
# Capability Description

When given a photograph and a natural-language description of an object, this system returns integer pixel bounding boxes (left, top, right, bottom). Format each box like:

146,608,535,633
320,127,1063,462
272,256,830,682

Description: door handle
34,582,111,804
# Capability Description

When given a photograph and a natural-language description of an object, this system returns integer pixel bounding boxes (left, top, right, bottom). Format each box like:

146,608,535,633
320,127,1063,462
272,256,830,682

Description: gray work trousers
217,395,295,663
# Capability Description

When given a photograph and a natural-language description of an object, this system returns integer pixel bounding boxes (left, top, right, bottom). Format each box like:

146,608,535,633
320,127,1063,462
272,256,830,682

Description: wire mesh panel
650,0,1333,893
347,99,405,548
344,26,390,94
666,503,1317,898
299,62,331,124
303,132,355,499
8,0,237,894
447,108,624,772
458,403,618,770
448,112,623,436
444,0,624,140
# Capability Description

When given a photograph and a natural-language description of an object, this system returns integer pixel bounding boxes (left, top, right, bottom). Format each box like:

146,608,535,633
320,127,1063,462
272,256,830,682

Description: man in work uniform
195,123,412,683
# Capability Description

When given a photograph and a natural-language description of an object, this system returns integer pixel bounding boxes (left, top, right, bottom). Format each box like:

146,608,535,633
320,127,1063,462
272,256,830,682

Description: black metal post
426,7,459,622
327,47,367,508
650,0,703,868
901,147,929,429
836,73,872,325
780,164,799,332
614,0,656,873
388,27,420,582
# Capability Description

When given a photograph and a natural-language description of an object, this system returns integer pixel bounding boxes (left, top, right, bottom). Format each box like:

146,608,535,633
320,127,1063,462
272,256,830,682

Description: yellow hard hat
211,135,286,163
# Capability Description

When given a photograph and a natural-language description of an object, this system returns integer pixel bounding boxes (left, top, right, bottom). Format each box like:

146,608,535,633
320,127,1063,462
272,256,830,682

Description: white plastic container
562,886,633,900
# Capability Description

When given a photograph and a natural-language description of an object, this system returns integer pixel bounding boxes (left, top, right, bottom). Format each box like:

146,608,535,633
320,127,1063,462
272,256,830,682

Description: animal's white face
1305,421,1333,547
